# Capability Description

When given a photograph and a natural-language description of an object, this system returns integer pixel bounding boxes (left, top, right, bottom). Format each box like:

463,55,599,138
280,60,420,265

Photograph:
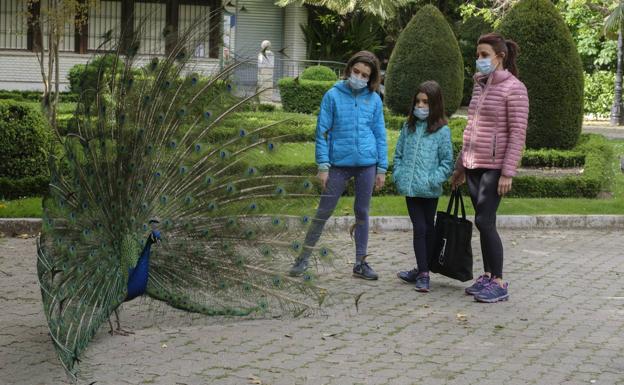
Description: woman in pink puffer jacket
451,32,529,303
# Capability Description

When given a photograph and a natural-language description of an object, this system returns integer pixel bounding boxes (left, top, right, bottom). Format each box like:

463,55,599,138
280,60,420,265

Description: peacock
36,14,332,380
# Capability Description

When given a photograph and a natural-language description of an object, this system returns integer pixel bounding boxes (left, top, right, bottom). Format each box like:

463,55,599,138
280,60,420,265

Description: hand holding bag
429,189,473,282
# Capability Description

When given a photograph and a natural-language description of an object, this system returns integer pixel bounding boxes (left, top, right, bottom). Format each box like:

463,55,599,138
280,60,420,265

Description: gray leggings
465,168,504,278
301,165,376,262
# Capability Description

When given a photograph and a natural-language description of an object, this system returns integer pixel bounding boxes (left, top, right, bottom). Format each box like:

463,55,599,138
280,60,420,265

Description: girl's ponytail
504,39,520,77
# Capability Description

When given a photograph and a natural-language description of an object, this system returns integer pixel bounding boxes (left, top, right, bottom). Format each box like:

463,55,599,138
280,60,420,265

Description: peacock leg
108,310,134,336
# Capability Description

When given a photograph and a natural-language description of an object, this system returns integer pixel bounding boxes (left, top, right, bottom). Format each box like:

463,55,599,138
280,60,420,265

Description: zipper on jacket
468,75,493,168
492,133,497,160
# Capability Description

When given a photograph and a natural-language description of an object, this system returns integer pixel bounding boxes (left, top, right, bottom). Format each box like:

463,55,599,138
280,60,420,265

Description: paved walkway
1,229,623,385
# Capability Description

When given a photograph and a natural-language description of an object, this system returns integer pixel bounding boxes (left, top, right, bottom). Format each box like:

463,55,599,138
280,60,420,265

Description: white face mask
348,74,368,90
413,107,429,120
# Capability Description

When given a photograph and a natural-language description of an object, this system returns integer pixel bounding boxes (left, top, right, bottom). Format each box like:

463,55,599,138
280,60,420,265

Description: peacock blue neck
125,231,159,301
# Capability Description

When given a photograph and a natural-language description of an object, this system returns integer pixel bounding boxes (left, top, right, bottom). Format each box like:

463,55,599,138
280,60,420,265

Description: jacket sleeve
502,82,529,177
392,124,406,179
373,96,388,173
315,91,334,171
433,126,454,185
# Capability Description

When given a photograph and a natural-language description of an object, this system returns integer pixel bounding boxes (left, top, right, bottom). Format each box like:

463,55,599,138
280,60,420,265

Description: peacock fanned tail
36,13,332,380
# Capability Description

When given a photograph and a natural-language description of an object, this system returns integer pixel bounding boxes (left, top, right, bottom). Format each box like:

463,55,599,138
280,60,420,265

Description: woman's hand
450,169,465,190
317,171,329,192
498,175,512,196
375,174,386,191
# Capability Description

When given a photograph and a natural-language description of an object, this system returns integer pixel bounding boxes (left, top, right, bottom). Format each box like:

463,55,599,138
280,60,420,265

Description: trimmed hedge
278,78,336,114
300,65,338,81
0,101,50,179
499,0,584,149
0,90,77,103
384,5,464,116
0,176,48,200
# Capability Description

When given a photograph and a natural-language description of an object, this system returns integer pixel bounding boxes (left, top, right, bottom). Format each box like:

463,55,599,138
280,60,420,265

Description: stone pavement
1,229,623,385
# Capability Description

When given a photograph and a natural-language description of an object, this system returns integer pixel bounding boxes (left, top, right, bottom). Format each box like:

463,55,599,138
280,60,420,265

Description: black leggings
465,169,504,278
405,197,438,273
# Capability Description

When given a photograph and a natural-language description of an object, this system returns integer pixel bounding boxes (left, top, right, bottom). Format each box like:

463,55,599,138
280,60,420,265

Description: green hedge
499,0,584,149
0,90,77,103
0,101,51,179
300,65,338,81
278,78,336,114
0,176,49,199
384,4,464,116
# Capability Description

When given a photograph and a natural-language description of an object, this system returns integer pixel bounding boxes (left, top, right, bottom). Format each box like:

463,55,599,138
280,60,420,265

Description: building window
0,0,28,50
179,4,210,58
39,0,76,52
134,2,166,55
88,0,121,51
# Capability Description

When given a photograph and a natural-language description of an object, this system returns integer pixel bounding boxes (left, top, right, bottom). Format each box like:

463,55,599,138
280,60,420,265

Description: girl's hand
317,171,329,191
498,175,512,196
450,169,465,190
375,174,386,191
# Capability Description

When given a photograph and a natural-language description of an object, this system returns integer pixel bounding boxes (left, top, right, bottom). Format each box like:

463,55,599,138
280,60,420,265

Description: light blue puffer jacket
315,81,388,173
393,121,453,198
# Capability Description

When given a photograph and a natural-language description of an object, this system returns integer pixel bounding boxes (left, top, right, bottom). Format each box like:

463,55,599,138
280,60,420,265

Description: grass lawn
2,139,622,218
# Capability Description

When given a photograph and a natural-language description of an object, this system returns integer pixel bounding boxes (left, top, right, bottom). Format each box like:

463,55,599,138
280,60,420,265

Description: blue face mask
413,107,429,120
476,58,495,75
348,74,368,90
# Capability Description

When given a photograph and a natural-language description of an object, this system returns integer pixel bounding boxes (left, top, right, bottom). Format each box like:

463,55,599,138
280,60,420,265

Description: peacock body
36,14,331,380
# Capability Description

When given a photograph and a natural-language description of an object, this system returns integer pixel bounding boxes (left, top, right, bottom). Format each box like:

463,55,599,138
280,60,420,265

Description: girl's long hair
407,80,447,133
343,51,382,92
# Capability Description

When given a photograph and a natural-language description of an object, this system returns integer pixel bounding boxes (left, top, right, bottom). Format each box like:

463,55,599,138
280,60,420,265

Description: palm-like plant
276,0,409,19
605,0,624,125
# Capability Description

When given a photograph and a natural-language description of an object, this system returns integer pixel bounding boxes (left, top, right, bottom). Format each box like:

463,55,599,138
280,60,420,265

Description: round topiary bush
300,65,338,81
498,0,584,149
384,4,464,116
0,100,50,179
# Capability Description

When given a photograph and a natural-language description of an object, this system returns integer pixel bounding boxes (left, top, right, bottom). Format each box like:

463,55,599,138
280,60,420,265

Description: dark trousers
405,197,438,273
301,166,376,262
465,168,504,278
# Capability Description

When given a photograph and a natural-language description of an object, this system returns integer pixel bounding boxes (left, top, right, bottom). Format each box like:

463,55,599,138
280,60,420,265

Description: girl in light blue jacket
289,51,388,280
394,81,454,292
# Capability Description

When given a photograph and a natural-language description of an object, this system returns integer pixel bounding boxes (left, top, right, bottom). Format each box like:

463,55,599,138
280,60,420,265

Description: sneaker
397,268,419,283
465,274,491,296
353,260,378,280
414,273,430,293
288,257,309,277
474,281,509,303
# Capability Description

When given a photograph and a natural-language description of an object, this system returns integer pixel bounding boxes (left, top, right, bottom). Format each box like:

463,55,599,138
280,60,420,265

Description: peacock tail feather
36,12,334,380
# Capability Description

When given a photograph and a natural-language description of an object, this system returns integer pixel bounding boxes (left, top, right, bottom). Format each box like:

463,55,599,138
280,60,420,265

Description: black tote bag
429,189,473,282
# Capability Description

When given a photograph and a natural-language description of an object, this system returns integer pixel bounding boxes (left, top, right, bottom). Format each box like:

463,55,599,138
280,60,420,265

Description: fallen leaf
456,313,468,322
284,334,292,338
321,332,337,340
248,376,262,384
161,343,167,348
16,233,30,239
354,292,365,312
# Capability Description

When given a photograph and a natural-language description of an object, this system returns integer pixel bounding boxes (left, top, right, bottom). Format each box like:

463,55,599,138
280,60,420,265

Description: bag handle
448,189,467,220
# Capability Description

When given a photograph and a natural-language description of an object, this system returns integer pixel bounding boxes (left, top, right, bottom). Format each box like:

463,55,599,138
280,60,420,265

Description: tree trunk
611,27,623,125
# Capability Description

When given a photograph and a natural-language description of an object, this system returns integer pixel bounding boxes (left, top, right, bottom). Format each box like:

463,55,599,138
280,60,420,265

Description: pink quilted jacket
456,70,529,177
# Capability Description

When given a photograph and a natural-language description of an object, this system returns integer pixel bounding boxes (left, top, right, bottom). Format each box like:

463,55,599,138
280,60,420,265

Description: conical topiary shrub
499,0,584,149
384,5,463,117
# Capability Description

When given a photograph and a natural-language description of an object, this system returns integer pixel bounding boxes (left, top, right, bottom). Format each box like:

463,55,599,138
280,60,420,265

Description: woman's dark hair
407,80,447,133
477,32,520,77
343,51,382,92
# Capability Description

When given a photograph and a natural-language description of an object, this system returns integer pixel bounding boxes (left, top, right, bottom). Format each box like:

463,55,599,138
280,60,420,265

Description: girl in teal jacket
289,51,388,280
394,81,454,292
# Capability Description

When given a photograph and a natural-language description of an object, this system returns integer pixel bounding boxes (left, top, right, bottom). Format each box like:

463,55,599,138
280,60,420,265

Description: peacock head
148,219,161,245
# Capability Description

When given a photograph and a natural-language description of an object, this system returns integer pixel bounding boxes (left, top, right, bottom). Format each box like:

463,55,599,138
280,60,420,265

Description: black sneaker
353,260,378,280
289,257,309,277
414,273,430,293
397,268,419,283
